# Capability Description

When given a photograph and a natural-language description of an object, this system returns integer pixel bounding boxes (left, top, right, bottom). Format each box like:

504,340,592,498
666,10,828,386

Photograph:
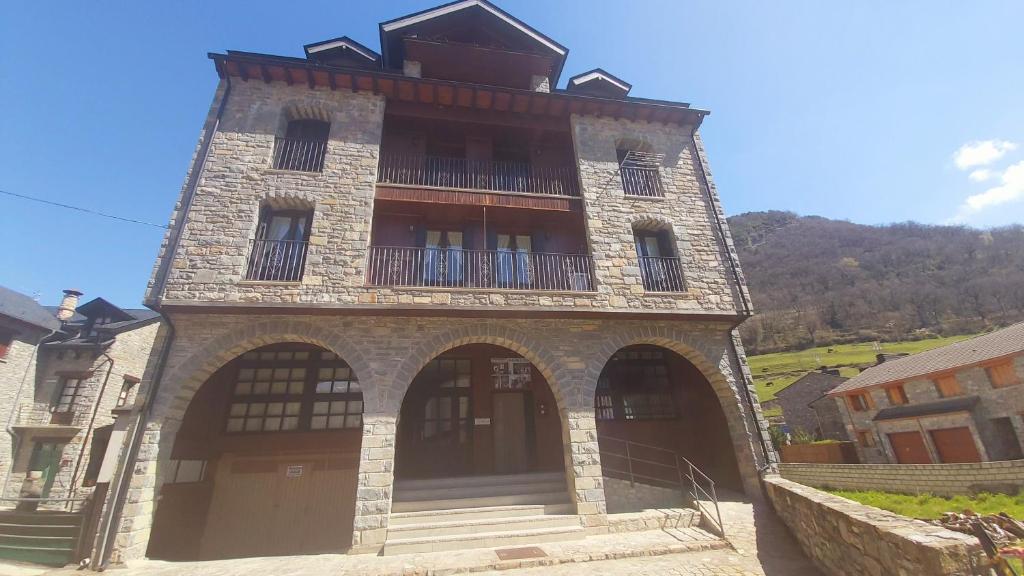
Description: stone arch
281,101,331,124
260,189,317,211
614,136,656,154
583,325,761,494
387,324,575,414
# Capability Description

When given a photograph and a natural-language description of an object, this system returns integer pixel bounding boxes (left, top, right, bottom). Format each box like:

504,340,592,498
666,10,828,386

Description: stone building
93,0,773,565
774,369,849,441
830,323,1024,464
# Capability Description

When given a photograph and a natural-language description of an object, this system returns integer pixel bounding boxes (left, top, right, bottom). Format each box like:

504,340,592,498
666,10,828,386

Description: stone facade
4,322,159,503
111,315,768,560
0,328,49,480
837,354,1024,463
764,476,981,576
778,460,1024,497
774,371,848,441
603,476,684,513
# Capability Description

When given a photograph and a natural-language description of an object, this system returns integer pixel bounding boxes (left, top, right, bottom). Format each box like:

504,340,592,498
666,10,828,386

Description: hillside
728,211,1024,354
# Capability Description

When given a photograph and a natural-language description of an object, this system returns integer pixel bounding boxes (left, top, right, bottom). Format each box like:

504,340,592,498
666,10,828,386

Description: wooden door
929,427,982,463
199,452,357,559
887,431,932,464
493,393,528,474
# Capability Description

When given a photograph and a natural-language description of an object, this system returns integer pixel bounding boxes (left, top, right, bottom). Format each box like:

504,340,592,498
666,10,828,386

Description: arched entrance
395,344,564,479
595,345,742,512
146,343,364,560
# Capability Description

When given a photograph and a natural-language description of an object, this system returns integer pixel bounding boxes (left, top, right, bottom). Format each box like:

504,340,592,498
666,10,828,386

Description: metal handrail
245,238,309,282
366,246,595,292
638,256,686,292
620,165,664,197
376,152,580,197
272,136,327,172
598,435,724,537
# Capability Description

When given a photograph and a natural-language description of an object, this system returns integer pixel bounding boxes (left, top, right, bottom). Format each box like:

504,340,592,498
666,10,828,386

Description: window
53,377,84,413
273,119,329,171
225,346,362,434
0,328,13,360
422,229,465,286
933,374,963,398
617,148,663,197
847,392,871,412
116,376,139,408
987,361,1021,388
885,385,909,406
246,207,312,282
416,358,472,442
856,430,875,448
595,347,677,421
496,234,532,287
634,229,684,292
165,459,208,484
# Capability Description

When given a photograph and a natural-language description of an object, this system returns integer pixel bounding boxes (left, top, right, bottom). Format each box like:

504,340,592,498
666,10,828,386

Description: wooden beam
259,64,271,84
306,69,315,89
384,101,572,132
238,63,249,82
284,68,294,86
329,72,337,91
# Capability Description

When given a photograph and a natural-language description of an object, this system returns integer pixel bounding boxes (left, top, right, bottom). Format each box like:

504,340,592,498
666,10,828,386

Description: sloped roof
304,36,381,66
831,322,1024,394
775,370,846,399
0,285,60,331
567,68,631,97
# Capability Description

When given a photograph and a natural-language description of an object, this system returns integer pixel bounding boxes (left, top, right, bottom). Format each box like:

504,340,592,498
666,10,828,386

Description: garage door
929,427,982,463
887,431,932,464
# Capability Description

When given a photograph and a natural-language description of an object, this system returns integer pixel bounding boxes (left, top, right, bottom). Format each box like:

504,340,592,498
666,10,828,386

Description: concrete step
383,524,585,555
390,503,574,526
394,480,566,502
391,491,570,513
394,472,564,491
389,513,581,539
0,522,80,537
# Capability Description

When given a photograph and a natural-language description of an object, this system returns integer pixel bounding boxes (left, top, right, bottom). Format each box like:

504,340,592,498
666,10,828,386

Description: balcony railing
272,137,327,172
639,256,685,292
245,239,309,282
621,166,664,197
366,247,594,292
377,153,580,197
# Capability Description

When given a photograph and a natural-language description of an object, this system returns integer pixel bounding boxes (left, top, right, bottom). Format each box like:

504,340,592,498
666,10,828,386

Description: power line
0,189,169,229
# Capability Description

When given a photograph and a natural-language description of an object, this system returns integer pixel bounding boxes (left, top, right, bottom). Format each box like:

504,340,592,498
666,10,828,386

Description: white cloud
968,169,993,182
951,160,1024,222
953,140,1017,170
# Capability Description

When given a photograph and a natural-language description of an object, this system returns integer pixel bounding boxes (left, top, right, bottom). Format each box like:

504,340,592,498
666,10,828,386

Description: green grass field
827,488,1024,520
749,334,978,403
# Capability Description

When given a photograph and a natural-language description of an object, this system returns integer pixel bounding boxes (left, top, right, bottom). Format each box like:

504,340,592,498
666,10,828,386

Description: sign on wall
492,358,532,390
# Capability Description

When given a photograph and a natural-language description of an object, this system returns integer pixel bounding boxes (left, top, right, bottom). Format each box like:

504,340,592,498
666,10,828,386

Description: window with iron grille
617,149,664,197
273,119,329,172
595,347,677,420
54,377,84,413
245,207,312,282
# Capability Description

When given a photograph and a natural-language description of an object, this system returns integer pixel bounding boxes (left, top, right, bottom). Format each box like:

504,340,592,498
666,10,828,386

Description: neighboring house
92,1,774,565
0,287,160,507
775,369,849,441
830,323,1024,464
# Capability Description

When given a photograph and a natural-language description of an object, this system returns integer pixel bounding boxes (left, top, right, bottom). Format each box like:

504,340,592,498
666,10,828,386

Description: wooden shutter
934,375,962,397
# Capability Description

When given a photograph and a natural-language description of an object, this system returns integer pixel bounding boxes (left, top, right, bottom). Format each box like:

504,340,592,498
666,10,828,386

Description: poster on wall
492,358,532,390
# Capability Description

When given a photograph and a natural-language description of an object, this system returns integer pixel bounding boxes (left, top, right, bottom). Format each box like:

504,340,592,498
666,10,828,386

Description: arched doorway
595,345,742,512
146,343,363,560
395,344,564,479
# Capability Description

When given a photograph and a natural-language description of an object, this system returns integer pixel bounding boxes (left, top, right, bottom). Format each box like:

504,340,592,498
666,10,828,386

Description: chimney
56,289,83,322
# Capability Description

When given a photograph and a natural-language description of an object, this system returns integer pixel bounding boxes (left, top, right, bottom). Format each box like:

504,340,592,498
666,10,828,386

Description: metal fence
620,166,664,197
245,239,309,282
272,137,327,172
376,153,580,196
366,246,594,292
639,256,685,292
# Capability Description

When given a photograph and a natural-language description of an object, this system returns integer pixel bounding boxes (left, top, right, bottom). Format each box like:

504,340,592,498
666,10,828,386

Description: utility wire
0,188,168,229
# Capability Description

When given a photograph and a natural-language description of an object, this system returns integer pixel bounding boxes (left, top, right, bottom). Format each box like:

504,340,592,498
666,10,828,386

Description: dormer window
273,119,329,172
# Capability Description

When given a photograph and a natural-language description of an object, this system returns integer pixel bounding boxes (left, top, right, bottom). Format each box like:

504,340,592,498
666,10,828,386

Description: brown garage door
887,431,932,463
930,427,982,463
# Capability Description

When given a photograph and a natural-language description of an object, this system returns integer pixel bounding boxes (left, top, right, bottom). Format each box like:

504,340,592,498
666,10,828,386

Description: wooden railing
272,137,327,172
599,435,724,537
621,166,664,197
366,246,594,292
245,239,309,282
376,153,580,197
639,256,685,292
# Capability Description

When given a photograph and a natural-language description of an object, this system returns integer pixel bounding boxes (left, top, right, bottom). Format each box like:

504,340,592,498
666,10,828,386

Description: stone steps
385,472,581,555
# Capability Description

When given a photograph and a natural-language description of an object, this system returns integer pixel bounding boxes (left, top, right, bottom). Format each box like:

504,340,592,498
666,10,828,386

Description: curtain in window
496,234,514,285
423,230,443,284
446,231,464,284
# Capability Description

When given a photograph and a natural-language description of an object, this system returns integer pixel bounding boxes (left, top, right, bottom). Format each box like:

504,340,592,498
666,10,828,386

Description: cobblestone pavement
2,492,819,576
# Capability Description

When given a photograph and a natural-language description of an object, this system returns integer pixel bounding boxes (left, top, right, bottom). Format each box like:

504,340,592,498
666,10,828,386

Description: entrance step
386,473,581,554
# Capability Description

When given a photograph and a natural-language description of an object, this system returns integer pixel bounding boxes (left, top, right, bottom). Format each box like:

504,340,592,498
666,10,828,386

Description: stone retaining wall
764,476,982,576
603,477,685,513
779,460,1024,496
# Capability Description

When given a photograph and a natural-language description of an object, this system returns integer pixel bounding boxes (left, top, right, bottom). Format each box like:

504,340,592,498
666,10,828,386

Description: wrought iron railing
639,256,685,292
376,153,580,196
245,239,309,282
366,246,594,292
620,166,664,197
598,435,723,537
272,137,327,172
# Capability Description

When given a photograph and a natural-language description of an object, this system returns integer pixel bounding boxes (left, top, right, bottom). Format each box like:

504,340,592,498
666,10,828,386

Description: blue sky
2,1,1022,307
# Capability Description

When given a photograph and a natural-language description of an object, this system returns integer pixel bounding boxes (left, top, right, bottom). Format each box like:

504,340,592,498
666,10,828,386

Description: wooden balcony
366,246,594,292
376,153,580,197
